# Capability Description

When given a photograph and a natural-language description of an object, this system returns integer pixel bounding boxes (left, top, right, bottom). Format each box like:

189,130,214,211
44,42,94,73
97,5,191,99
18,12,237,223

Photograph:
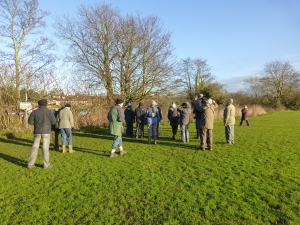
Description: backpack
148,108,156,118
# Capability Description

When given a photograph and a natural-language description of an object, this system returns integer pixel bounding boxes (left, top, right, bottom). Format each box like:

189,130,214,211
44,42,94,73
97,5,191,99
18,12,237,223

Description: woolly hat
38,99,47,107
139,102,143,106
207,99,213,104
116,98,124,104
127,103,132,107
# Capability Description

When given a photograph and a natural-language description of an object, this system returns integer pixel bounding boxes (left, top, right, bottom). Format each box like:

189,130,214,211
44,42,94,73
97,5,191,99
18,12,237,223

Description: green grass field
1,111,300,224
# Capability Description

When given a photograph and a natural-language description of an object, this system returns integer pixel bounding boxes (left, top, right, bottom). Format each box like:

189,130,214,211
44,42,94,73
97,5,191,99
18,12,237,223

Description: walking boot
62,145,66,153
148,136,151,144
69,145,75,153
154,136,157,145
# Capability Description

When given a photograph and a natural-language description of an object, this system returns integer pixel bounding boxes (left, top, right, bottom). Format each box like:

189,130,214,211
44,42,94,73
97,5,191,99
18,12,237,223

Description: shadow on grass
0,152,28,168
72,128,199,151
73,146,110,157
0,137,32,147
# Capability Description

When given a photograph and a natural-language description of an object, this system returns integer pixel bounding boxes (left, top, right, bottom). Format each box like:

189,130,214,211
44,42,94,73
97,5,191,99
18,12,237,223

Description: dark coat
28,106,56,134
124,107,135,123
167,107,180,126
157,106,162,121
135,106,146,124
177,102,191,126
241,108,248,120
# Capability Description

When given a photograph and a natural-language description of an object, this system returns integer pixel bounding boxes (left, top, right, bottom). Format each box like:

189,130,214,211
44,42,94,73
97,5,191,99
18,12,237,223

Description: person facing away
58,103,74,153
167,102,180,140
192,94,205,139
124,103,135,138
177,102,192,143
51,108,61,151
134,102,146,138
107,98,128,158
155,101,163,138
240,105,250,126
27,99,56,169
145,100,160,144
194,99,218,151
223,98,236,145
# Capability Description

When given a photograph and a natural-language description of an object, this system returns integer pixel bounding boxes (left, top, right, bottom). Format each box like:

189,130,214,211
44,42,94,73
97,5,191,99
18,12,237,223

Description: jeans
60,128,72,145
28,134,51,168
112,136,122,150
148,122,157,137
225,125,234,144
180,124,189,142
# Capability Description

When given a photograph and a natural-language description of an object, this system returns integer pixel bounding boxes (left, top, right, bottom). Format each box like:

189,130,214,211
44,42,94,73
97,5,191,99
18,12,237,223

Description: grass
0,111,300,224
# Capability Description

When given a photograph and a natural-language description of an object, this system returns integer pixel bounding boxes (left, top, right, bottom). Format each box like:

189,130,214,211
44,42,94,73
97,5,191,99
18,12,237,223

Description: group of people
27,96,250,164
107,99,163,158
27,99,74,169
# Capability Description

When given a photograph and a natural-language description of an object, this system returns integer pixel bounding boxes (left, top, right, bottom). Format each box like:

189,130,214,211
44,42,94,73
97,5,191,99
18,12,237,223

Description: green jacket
223,104,236,125
107,105,125,137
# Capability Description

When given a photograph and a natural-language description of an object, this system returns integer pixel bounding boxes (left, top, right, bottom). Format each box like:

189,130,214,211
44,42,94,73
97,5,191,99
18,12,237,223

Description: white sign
20,102,32,110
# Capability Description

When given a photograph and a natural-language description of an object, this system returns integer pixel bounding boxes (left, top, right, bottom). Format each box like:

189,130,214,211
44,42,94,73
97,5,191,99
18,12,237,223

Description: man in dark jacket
192,94,205,139
134,102,145,138
156,101,163,138
240,106,250,126
124,103,135,137
51,109,60,151
27,99,56,169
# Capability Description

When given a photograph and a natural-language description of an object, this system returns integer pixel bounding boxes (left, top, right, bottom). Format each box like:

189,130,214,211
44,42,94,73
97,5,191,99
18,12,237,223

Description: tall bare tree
54,3,175,104
0,0,56,102
115,14,175,102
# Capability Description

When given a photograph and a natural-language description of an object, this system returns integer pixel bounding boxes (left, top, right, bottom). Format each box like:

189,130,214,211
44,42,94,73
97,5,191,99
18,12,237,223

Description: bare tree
54,3,121,104
54,3,175,104
260,60,300,105
115,14,175,103
0,0,56,101
244,75,264,103
177,57,219,100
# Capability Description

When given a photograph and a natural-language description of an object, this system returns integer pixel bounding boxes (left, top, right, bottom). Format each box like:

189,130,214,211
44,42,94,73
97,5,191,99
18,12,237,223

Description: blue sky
40,0,300,92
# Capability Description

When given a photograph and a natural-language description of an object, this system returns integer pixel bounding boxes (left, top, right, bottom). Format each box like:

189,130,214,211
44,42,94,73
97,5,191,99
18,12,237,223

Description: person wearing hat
240,105,250,126
223,98,236,144
193,98,218,150
134,102,146,138
27,99,56,169
124,103,135,138
58,103,74,153
108,98,128,158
